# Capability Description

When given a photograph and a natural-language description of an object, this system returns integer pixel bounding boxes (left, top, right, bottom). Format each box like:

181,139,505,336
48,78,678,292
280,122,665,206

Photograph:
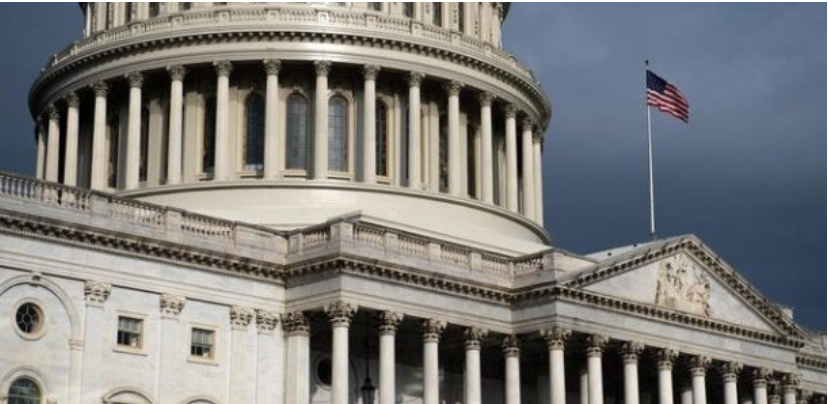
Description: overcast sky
0,4,824,330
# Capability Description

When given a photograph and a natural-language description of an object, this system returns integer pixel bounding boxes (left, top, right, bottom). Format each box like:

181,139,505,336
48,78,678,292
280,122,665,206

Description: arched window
328,96,349,172
8,377,41,404
457,3,465,33
286,94,308,170
438,112,448,192
139,107,150,183
203,96,216,175
107,111,120,188
403,3,414,18
376,101,389,177
244,93,265,171
432,3,442,27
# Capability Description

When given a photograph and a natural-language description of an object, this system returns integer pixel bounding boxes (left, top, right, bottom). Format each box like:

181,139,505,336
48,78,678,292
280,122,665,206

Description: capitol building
0,3,824,404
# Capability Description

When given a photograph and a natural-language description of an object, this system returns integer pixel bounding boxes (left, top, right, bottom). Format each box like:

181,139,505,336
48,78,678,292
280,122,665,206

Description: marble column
722,362,743,404
478,92,494,203
520,117,535,219
378,311,403,404
533,132,544,223
313,60,332,179
580,365,590,404
464,327,488,404
256,310,283,404
445,80,463,196
63,92,80,187
586,335,608,404
81,282,111,404
125,71,144,189
503,335,522,404
263,59,282,180
166,65,186,185
681,383,693,404
90,81,109,190
781,374,801,404
325,301,358,404
622,342,644,404
68,338,83,404
213,61,233,181
753,369,772,404
282,311,311,404
422,319,446,404
45,106,61,182
407,72,425,189
690,356,711,404
158,294,186,404
230,306,255,403
541,327,571,404
35,118,46,180
504,104,518,211
363,64,380,183
658,349,679,404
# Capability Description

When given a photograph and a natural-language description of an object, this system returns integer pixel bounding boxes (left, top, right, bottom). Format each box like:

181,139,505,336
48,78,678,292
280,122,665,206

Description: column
541,327,570,404
795,392,811,404
282,311,311,404
520,117,535,218
69,338,83,404
213,61,233,181
533,132,544,223
586,335,608,404
580,364,590,404
256,310,283,404
622,342,644,404
781,374,801,404
464,327,488,404
166,65,186,185
690,356,711,404
325,301,358,404
407,72,424,189
81,282,112,403
504,104,518,211
90,81,109,190
681,383,693,404
125,72,144,189
263,59,282,180
63,92,80,186
35,118,46,179
657,349,679,404
478,92,494,203
45,106,61,182
229,306,255,403
422,319,446,404
722,363,743,404
363,64,380,183
503,335,522,404
753,369,771,404
445,80,463,196
158,294,186,403
378,311,404,404
313,60,332,179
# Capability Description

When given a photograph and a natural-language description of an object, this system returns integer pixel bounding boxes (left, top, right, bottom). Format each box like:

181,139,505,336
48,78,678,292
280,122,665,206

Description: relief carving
655,254,712,317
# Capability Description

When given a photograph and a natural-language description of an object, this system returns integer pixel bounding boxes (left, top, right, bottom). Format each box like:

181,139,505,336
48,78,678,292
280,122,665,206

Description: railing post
428,242,441,263
165,209,183,232
289,233,303,254
89,194,110,217
384,232,399,257
469,252,482,272
330,222,353,247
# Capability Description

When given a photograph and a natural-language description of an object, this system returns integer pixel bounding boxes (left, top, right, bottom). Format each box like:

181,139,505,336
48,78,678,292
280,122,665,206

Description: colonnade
33,59,546,222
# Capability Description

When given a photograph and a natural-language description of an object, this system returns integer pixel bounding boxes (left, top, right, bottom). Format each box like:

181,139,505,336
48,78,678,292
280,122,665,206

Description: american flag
646,70,690,123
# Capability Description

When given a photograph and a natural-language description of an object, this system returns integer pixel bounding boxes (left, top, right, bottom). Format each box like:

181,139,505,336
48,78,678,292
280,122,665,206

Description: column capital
540,326,571,351
521,116,534,132
230,306,256,330
363,64,381,81
585,334,608,357
781,373,802,393
64,91,80,108
263,59,282,76
91,81,109,97
753,368,773,388
478,91,494,107
796,391,813,404
502,334,522,358
214,60,233,77
281,310,311,336
504,103,517,119
83,281,111,305
533,131,545,144
126,71,144,88
720,362,743,383
377,310,404,335
407,71,425,87
656,348,679,370
464,326,488,350
621,341,644,364
770,395,782,404
256,309,280,333
443,80,463,96
422,318,446,342
688,355,712,377
324,301,358,327
159,293,186,318
167,64,187,81
314,60,332,77
46,105,60,121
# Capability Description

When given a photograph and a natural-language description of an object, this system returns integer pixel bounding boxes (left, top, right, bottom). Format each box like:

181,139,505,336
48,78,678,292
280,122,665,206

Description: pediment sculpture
654,254,712,317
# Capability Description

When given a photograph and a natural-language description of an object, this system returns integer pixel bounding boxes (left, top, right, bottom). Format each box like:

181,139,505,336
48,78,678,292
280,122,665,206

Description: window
328,96,349,172
139,107,150,183
190,328,215,359
286,94,309,170
180,2,192,11
15,303,43,335
149,3,161,17
457,3,465,33
8,378,41,404
376,101,389,177
432,2,442,27
106,3,116,28
368,2,382,12
467,124,477,198
125,3,134,23
117,316,143,348
107,111,120,188
438,112,448,192
244,93,265,171
403,3,414,18
202,96,216,175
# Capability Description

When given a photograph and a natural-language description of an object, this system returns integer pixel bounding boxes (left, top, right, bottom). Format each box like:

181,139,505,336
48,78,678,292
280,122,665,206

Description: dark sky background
0,4,824,331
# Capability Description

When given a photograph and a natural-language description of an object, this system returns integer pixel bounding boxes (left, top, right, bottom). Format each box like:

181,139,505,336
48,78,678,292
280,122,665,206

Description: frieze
655,254,712,317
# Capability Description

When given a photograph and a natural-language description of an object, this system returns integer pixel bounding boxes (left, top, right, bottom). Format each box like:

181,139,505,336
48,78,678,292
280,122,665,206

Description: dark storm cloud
0,4,823,329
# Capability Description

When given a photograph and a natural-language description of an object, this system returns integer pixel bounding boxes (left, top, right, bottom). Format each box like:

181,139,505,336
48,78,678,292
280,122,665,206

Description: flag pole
645,60,657,240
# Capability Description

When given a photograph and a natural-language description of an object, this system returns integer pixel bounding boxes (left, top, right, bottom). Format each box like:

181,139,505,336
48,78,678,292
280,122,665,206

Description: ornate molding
46,105,59,121
621,341,644,364
314,60,332,77
230,306,255,330
688,355,711,377
540,326,571,351
281,310,310,336
443,80,463,96
324,301,357,327
502,334,521,358
753,368,773,388
64,91,80,108
585,334,608,357
478,91,494,108
656,348,679,370
214,60,233,77
159,293,186,318
377,310,403,336
464,327,488,350
91,80,109,97
84,281,111,305
407,71,425,88
720,362,743,383
504,103,517,119
781,373,801,394
256,309,280,333
363,64,380,81
263,59,282,76
521,116,534,133
126,71,144,88
167,64,187,81
422,318,446,342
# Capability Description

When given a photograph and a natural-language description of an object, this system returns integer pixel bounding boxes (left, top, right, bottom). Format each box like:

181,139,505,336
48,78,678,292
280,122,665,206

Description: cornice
797,354,827,370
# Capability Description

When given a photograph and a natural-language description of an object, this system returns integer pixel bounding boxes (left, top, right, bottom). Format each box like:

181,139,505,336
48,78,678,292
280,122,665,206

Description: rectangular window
191,328,215,359
117,317,143,348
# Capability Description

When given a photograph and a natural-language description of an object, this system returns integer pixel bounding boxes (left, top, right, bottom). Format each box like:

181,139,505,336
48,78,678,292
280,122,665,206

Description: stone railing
49,4,536,82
